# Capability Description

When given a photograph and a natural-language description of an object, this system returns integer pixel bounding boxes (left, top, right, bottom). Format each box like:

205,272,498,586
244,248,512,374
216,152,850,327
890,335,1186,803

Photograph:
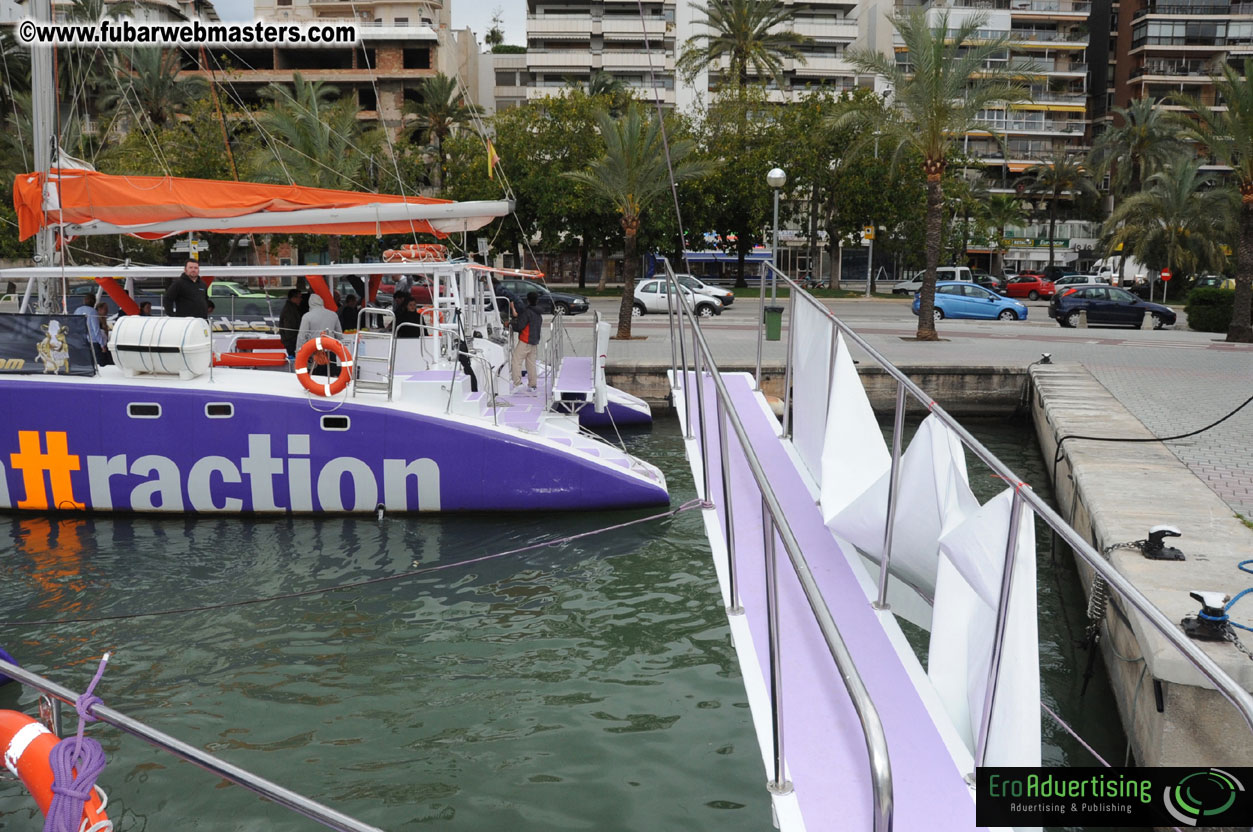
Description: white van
892,267,973,295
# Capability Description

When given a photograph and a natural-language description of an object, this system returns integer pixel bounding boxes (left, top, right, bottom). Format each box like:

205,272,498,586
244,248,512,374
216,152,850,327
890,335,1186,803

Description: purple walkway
682,371,980,832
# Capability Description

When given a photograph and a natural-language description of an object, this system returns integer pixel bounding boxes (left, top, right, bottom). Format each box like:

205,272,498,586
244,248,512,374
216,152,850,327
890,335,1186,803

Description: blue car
911,281,1029,321
1049,284,1176,328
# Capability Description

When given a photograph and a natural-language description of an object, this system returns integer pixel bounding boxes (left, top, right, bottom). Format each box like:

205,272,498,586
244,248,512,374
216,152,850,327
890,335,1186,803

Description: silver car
633,279,723,318
674,274,735,307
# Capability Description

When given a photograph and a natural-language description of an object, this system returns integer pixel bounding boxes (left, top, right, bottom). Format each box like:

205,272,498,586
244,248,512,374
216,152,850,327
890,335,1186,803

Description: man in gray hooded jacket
296,293,344,375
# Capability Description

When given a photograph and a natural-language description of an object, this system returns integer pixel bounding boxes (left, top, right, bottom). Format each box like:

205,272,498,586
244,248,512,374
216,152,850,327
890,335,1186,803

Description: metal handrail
392,320,499,426
0,659,382,832
354,307,396,399
759,261,1253,742
659,258,894,832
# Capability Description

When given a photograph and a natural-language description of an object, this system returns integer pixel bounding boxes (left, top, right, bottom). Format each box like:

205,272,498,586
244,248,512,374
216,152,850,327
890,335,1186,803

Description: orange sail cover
14,169,509,240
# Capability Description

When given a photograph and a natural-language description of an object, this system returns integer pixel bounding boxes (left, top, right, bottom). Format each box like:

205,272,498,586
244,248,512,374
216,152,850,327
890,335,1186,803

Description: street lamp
767,167,786,304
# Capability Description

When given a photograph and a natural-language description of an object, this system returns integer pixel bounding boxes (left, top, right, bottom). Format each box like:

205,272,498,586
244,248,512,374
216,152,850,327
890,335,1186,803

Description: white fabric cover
827,414,980,598
819,332,891,521
790,300,833,486
929,488,1041,769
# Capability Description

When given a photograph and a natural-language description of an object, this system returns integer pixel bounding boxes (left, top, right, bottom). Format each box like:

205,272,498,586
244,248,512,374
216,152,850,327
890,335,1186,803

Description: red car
1004,274,1055,300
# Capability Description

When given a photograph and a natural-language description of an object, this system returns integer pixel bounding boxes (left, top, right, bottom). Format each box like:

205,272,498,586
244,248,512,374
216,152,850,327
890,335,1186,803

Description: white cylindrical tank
110,316,212,379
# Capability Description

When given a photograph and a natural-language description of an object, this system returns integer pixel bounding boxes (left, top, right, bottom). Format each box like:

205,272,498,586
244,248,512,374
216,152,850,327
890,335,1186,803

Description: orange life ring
0,710,110,824
418,307,445,326
294,335,353,397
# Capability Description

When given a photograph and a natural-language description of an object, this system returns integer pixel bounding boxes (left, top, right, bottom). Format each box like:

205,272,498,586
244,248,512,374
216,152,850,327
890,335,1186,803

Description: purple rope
45,652,111,832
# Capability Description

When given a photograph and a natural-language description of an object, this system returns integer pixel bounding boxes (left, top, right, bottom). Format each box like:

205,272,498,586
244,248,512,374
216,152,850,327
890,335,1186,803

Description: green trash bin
764,305,784,341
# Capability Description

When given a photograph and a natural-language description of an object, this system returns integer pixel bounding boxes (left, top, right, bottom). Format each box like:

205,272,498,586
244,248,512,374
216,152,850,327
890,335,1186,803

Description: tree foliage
677,0,809,89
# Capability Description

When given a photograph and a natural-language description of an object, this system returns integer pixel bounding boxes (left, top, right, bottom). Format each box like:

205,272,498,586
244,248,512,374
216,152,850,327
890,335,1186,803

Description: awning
14,169,512,240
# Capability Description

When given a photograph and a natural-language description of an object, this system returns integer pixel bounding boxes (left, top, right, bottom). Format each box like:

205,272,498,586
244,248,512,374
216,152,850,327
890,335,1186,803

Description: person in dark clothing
278,288,304,357
339,294,360,332
395,297,424,338
163,260,209,318
138,301,152,316
492,277,520,324
509,292,543,393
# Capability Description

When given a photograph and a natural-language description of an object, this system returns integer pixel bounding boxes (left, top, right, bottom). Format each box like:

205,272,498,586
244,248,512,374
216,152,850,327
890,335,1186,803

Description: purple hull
0,381,668,514
576,398,653,429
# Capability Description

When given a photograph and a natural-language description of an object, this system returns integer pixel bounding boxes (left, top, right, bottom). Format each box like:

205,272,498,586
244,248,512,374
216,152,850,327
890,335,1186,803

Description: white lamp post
767,167,786,304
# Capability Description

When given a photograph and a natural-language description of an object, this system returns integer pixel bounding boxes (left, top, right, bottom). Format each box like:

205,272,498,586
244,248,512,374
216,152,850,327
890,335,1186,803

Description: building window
277,0,290,6
394,17,408,24
403,47,431,69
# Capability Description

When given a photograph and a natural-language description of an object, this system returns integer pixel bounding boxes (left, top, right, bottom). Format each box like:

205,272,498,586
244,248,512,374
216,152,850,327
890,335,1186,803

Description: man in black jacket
163,260,209,318
509,292,543,393
278,288,304,357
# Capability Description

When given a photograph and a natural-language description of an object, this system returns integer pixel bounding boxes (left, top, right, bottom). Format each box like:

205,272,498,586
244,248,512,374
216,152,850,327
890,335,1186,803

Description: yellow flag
487,140,500,180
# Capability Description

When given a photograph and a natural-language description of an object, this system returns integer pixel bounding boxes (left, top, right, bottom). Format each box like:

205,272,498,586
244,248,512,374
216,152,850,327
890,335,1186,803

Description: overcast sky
212,0,529,46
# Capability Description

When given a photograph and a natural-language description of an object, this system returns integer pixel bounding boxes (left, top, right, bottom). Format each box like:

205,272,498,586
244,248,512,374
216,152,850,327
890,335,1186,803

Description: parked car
1052,274,1109,290
892,266,974,295
1004,275,1056,300
912,281,1028,321
674,274,735,306
972,272,1006,293
1050,284,1176,328
1193,275,1235,291
498,278,590,316
633,279,722,317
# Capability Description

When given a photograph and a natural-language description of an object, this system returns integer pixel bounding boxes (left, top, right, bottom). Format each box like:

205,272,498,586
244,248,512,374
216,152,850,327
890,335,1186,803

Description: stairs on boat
352,312,397,397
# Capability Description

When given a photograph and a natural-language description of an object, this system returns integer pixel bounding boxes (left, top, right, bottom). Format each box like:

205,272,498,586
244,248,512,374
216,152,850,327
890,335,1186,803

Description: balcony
602,16,668,36
528,50,596,69
527,14,595,35
1009,28,1089,43
600,51,675,70
926,0,1090,12
793,20,860,39
1133,2,1253,16
1130,58,1220,77
975,116,1088,133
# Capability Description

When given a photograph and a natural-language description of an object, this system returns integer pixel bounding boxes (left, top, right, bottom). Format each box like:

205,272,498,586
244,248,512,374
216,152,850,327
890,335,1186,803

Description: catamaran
0,167,667,514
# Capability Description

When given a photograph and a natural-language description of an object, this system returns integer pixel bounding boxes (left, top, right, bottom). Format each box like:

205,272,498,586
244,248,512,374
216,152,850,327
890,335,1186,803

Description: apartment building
196,0,483,133
523,0,862,111
905,0,1096,269
1094,0,1253,118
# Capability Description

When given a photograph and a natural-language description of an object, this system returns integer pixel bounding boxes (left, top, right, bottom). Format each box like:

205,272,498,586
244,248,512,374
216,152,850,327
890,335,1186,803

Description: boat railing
0,658,383,832
745,261,1253,761
544,309,567,404
395,320,499,427
658,258,894,832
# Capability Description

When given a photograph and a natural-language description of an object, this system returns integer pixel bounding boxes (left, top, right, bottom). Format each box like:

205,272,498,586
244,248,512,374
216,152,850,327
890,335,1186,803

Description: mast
28,0,60,313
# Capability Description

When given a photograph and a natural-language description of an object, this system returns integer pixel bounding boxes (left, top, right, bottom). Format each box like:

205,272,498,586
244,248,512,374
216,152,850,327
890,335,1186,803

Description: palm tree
1182,58,1253,342
564,104,715,338
841,9,1026,339
403,72,479,192
1101,156,1236,298
676,0,809,91
1021,149,1099,269
102,48,205,127
1088,98,1186,202
984,194,1027,277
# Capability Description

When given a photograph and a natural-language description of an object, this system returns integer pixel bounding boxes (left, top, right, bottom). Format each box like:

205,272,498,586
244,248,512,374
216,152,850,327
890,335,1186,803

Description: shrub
1184,287,1240,332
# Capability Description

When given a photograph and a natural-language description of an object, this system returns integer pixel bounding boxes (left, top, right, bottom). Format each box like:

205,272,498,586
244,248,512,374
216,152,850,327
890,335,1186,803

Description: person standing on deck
510,292,542,394
76,292,109,366
278,288,303,358
163,260,208,318
296,293,343,377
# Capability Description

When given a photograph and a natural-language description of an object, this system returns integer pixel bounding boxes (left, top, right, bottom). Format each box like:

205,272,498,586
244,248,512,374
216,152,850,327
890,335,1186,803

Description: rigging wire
636,0,693,278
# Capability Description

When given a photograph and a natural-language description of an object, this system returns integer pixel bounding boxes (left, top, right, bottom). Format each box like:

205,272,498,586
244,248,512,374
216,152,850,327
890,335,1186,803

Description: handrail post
719,394,742,614
693,318,712,502
974,488,1026,768
762,496,792,795
673,271,693,439
755,264,766,391
781,271,797,438
663,258,679,391
875,381,908,610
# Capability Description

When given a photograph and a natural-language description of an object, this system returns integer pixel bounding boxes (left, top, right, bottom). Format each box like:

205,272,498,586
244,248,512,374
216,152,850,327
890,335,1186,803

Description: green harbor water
0,416,1126,831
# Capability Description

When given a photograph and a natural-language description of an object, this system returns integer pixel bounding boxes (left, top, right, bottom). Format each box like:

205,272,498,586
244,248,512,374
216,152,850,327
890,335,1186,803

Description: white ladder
352,307,396,399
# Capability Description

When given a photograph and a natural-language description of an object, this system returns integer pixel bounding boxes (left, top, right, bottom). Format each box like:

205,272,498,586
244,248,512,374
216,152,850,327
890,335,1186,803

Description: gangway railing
658,259,894,832
0,658,382,832
747,260,1253,766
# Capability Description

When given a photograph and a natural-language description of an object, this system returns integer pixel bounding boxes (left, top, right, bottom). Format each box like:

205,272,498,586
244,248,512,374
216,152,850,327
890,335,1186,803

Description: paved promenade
565,296,1253,518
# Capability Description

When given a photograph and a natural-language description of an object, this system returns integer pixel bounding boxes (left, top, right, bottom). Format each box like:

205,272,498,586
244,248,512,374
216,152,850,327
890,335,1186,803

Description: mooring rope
45,653,112,832
0,501,705,628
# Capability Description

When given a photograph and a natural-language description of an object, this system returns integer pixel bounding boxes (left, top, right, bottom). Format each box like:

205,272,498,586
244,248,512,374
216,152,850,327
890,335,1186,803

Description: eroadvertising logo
976,767,1253,827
